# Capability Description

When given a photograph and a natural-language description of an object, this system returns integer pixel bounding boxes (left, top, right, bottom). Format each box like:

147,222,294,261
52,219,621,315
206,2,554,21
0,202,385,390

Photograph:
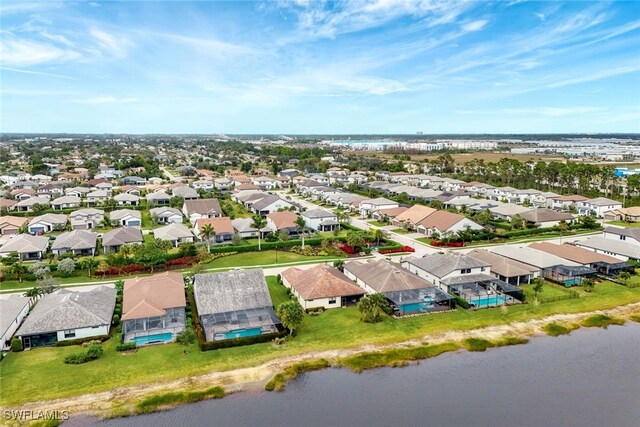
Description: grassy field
1,279,638,406
520,282,577,300
389,228,410,234
368,221,389,227
200,250,344,269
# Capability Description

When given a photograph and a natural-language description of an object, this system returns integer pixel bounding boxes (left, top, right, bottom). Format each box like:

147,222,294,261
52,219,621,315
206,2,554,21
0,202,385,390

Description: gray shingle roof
102,227,144,247
17,286,116,336
109,209,141,221
183,198,222,215
0,295,30,337
301,208,336,219
344,259,434,292
403,253,490,278
250,194,281,211
194,269,274,315
0,234,49,254
51,230,97,251
154,223,193,241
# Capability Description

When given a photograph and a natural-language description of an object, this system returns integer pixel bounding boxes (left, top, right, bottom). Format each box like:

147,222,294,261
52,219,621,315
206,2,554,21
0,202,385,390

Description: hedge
452,295,469,309
54,335,110,347
199,329,290,351
116,342,137,351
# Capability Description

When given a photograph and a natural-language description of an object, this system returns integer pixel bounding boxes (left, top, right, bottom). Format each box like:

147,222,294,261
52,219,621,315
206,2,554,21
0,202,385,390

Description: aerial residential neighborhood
1,0,640,425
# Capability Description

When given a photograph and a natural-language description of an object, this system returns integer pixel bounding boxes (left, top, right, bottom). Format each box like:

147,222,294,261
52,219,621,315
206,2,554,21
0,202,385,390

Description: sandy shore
3,302,639,420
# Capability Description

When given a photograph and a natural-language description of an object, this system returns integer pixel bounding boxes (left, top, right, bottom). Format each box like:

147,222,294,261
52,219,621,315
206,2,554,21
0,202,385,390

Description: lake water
67,323,640,427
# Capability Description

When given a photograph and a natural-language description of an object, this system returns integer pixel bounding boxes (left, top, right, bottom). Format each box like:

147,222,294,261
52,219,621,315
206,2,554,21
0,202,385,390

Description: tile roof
267,211,299,230
183,198,222,215
394,205,436,224
417,210,467,231
122,272,186,320
282,265,365,300
194,270,274,315
0,234,49,254
0,295,30,337
195,217,235,235
467,249,539,278
520,208,574,223
102,227,144,247
529,242,622,265
51,230,97,251
404,253,490,278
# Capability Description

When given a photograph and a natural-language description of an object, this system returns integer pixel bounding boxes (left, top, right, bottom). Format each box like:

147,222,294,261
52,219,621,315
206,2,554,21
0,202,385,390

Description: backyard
1,279,639,406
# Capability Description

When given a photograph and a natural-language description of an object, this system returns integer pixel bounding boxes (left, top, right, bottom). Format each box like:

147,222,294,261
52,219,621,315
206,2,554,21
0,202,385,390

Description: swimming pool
133,332,173,345
401,301,434,314
222,328,262,340
470,296,507,308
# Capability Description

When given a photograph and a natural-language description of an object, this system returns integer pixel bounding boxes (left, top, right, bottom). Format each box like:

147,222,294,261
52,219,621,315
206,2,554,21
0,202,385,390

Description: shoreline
3,302,639,422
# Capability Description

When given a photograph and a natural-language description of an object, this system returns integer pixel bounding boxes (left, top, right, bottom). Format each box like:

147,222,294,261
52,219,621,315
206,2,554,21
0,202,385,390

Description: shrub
544,323,573,337
452,295,469,309
378,245,415,254
582,315,625,329
64,344,104,364
55,335,109,347
11,337,23,352
116,342,137,352
462,338,494,352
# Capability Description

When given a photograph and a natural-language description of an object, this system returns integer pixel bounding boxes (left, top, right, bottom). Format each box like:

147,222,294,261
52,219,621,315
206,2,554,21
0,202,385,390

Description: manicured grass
1,281,639,406
221,200,253,219
605,221,640,228
266,276,292,308
521,282,576,301
200,250,343,269
368,221,389,227
389,228,410,234
141,211,154,229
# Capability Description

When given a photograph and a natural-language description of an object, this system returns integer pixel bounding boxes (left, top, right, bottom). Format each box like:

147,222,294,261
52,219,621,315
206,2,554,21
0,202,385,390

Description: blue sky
1,0,639,134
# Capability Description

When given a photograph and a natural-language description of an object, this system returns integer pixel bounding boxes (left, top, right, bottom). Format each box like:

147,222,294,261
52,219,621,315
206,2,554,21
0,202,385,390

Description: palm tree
251,214,267,251
78,257,99,279
295,215,307,249
372,228,385,246
11,262,27,283
200,223,216,253
155,238,172,252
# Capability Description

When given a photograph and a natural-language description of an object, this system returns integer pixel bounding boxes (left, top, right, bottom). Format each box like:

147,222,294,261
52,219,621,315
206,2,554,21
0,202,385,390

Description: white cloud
0,66,77,80
461,19,488,32
73,96,139,105
0,38,81,66
90,29,130,58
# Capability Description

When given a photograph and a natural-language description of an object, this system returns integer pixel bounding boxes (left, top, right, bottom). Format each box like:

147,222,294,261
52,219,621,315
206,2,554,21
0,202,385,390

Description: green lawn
2,280,639,406
368,221,389,227
141,211,154,229
605,221,640,228
389,228,410,234
222,200,253,219
200,250,344,269
521,282,577,300
266,276,292,307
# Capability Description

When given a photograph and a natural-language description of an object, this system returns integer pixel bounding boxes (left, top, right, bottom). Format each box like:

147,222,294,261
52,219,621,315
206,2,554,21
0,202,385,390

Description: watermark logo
3,409,70,421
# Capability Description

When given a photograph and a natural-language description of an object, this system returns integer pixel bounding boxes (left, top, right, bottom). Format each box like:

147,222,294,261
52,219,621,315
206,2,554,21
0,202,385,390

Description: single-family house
301,208,338,232
576,197,623,217
391,205,437,230
65,186,91,198
14,196,50,212
183,198,223,224
0,234,49,260
604,206,640,223
85,190,110,207
491,245,594,286
194,217,235,243
102,227,144,253
172,185,199,200
16,286,116,348
110,209,142,228
0,295,31,350
121,176,147,186
281,264,365,310
251,195,296,216
548,194,589,211
150,207,183,224
69,208,104,230
359,197,399,217
122,272,187,346
153,223,194,247
0,198,17,211
193,180,215,191
573,236,640,261
602,227,640,246
0,216,28,235
266,211,299,235
194,269,282,341
519,208,575,228
530,242,629,277
415,210,483,237
232,218,261,238
146,191,171,205
113,193,140,206
28,213,68,234
51,230,97,256
50,195,81,210
344,259,455,315
467,249,539,286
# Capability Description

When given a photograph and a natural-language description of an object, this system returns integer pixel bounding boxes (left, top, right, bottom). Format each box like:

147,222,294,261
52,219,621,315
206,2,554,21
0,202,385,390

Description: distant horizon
2,1,639,133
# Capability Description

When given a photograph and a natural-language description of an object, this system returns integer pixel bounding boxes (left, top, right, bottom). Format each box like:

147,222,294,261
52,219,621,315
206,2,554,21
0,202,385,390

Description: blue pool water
564,278,582,287
224,328,262,339
401,301,434,314
470,296,507,308
134,332,173,345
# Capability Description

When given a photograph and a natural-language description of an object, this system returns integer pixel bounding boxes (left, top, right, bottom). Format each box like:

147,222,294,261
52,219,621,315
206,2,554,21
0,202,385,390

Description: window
64,329,76,338
481,267,486,272
328,298,337,304
620,236,626,241
461,268,471,274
